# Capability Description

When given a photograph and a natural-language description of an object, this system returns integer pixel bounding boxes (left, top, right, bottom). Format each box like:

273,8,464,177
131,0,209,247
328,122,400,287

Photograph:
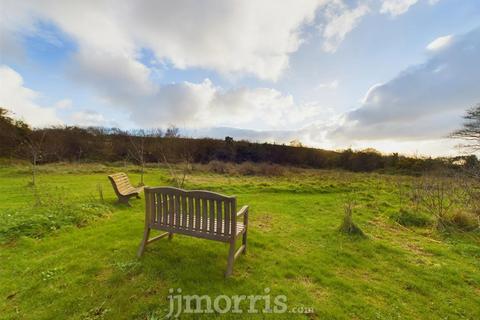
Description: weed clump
339,200,366,237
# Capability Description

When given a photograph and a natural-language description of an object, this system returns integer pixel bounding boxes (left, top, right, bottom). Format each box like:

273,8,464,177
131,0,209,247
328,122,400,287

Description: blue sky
1,0,479,156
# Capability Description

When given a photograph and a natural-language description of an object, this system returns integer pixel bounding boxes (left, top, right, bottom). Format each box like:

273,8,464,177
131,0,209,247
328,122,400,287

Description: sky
0,0,479,157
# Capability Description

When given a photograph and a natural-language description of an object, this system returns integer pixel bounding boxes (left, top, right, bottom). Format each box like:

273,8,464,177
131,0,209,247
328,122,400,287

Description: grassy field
0,162,479,319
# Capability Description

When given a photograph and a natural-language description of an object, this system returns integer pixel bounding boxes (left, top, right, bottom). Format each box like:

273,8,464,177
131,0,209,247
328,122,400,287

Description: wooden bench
137,186,249,277
108,172,144,206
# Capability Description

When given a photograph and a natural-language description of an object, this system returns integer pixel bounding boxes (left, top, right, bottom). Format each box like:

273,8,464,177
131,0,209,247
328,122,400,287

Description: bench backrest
145,187,237,239
108,172,134,196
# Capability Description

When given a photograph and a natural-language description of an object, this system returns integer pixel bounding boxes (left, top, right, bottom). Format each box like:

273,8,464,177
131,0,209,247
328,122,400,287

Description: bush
450,211,479,231
237,161,258,175
390,208,431,227
207,160,230,174
257,163,285,176
0,200,111,242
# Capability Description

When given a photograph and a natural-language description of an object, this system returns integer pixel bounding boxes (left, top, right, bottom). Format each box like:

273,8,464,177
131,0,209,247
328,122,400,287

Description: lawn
0,163,479,319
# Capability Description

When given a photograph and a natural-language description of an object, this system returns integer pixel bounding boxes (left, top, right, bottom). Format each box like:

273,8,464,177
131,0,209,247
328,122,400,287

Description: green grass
0,163,479,319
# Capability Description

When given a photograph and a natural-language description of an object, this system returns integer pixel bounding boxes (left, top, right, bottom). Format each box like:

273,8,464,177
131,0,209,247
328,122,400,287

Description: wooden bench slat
224,200,230,236
209,199,215,233
195,197,200,231
216,199,222,234
187,196,193,229
175,194,181,227
201,198,208,232
155,193,161,224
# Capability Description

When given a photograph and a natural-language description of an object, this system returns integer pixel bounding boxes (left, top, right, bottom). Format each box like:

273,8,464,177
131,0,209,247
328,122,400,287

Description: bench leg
118,196,131,207
242,230,247,255
137,227,151,257
168,232,174,240
225,240,236,277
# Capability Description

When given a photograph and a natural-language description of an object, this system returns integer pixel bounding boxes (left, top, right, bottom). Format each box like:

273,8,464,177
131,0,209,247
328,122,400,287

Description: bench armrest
236,205,249,217
236,205,249,228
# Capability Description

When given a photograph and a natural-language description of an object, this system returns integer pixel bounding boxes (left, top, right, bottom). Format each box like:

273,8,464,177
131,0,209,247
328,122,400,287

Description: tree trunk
32,154,37,186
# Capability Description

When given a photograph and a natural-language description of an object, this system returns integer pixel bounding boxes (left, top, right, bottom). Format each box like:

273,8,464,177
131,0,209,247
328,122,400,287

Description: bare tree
161,154,191,188
416,174,459,230
450,103,480,152
165,125,180,138
21,131,46,186
158,127,192,188
127,128,163,186
128,129,147,186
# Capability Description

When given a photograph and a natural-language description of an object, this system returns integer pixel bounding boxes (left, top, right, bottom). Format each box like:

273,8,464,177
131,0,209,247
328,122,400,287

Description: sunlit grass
0,163,479,319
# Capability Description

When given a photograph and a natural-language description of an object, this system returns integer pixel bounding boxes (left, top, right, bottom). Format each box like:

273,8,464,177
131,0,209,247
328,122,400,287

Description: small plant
82,301,110,320
113,260,141,274
339,198,365,237
97,183,104,202
40,267,63,281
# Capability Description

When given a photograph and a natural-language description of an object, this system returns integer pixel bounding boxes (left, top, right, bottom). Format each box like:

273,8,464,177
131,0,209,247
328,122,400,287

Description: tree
289,139,303,147
450,103,480,152
165,125,180,138
128,129,147,186
0,107,30,157
20,130,46,186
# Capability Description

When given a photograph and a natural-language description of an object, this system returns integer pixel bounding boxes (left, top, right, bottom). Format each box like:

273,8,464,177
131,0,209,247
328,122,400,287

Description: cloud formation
69,110,108,127
332,27,480,142
124,79,327,131
380,0,420,16
1,0,434,81
426,34,453,51
320,1,370,53
0,65,61,127
1,0,330,81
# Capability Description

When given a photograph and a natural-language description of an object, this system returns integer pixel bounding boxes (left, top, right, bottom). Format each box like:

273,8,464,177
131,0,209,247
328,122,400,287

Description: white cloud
68,48,155,105
320,1,369,53
127,79,327,131
331,27,480,145
1,0,329,82
317,79,339,89
54,99,72,109
380,0,440,17
426,34,453,51
70,110,107,127
380,0,419,16
0,65,61,127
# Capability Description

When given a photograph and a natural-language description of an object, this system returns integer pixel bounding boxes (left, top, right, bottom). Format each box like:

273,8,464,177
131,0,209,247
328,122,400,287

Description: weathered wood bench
137,187,249,277
108,172,144,206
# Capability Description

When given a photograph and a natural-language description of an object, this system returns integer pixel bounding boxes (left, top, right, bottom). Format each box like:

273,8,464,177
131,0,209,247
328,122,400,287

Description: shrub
390,208,432,227
258,163,285,176
450,211,479,231
207,160,230,174
0,200,111,242
237,161,257,175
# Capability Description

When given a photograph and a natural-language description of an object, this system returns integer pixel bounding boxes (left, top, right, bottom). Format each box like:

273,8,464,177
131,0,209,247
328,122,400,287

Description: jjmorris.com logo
164,288,314,318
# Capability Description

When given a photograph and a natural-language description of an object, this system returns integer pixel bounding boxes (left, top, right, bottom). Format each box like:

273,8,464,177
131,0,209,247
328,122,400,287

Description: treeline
0,108,477,173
